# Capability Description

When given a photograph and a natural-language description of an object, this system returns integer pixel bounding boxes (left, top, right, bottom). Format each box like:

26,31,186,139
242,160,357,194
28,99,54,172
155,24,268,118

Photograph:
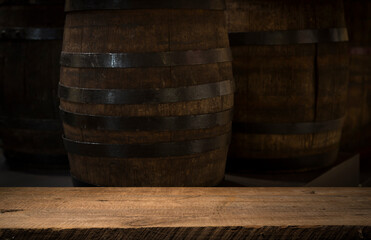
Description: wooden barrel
341,0,371,153
60,0,234,186
226,0,349,172
0,0,67,170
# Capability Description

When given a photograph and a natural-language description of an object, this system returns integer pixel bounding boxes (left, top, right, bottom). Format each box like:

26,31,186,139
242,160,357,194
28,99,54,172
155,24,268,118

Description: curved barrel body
226,0,349,172
60,0,234,186
0,0,67,170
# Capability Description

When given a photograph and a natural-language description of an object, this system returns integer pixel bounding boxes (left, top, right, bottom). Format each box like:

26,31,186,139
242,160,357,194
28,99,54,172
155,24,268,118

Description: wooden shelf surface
0,187,370,239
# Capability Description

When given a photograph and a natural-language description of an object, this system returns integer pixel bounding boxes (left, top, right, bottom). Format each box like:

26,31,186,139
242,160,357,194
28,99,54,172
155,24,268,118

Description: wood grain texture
226,0,349,172
0,4,67,169
60,8,234,186
341,0,371,152
0,188,370,239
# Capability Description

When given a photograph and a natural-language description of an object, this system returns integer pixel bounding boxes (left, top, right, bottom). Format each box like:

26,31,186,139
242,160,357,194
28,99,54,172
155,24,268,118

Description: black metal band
0,0,64,5
0,28,63,40
229,28,349,46
71,175,225,187
63,133,231,158
233,118,344,135
60,109,232,131
0,117,62,131
59,80,234,105
60,48,232,68
227,149,339,172
65,0,226,11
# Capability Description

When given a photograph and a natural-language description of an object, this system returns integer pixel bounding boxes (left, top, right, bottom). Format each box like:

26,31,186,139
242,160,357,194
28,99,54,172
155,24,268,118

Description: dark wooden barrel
59,0,234,186
0,0,67,170
226,0,349,172
341,0,371,153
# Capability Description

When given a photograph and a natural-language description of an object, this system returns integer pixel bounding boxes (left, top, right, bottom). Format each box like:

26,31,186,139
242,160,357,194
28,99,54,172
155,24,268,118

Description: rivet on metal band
58,80,234,105
0,28,63,40
0,117,62,131
60,48,233,68
65,0,226,12
60,109,233,131
63,133,231,158
233,117,345,135
229,28,349,46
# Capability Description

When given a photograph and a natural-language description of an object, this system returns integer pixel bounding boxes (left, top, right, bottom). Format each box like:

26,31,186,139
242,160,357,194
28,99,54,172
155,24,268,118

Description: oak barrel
0,0,67,170
341,0,371,153
60,0,234,186
226,0,349,172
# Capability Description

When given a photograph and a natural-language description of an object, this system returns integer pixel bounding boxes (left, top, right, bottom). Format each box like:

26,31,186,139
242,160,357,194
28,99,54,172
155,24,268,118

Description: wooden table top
0,187,370,239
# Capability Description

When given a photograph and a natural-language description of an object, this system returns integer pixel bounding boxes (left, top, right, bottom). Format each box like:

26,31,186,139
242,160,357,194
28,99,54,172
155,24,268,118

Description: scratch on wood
0,209,23,214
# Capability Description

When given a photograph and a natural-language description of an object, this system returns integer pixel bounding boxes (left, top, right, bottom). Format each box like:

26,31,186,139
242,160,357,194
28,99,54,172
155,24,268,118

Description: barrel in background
0,0,67,170
226,0,349,172
60,0,234,186
341,0,371,154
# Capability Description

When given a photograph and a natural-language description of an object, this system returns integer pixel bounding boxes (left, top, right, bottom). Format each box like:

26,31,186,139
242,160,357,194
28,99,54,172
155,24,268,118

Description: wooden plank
0,188,370,239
